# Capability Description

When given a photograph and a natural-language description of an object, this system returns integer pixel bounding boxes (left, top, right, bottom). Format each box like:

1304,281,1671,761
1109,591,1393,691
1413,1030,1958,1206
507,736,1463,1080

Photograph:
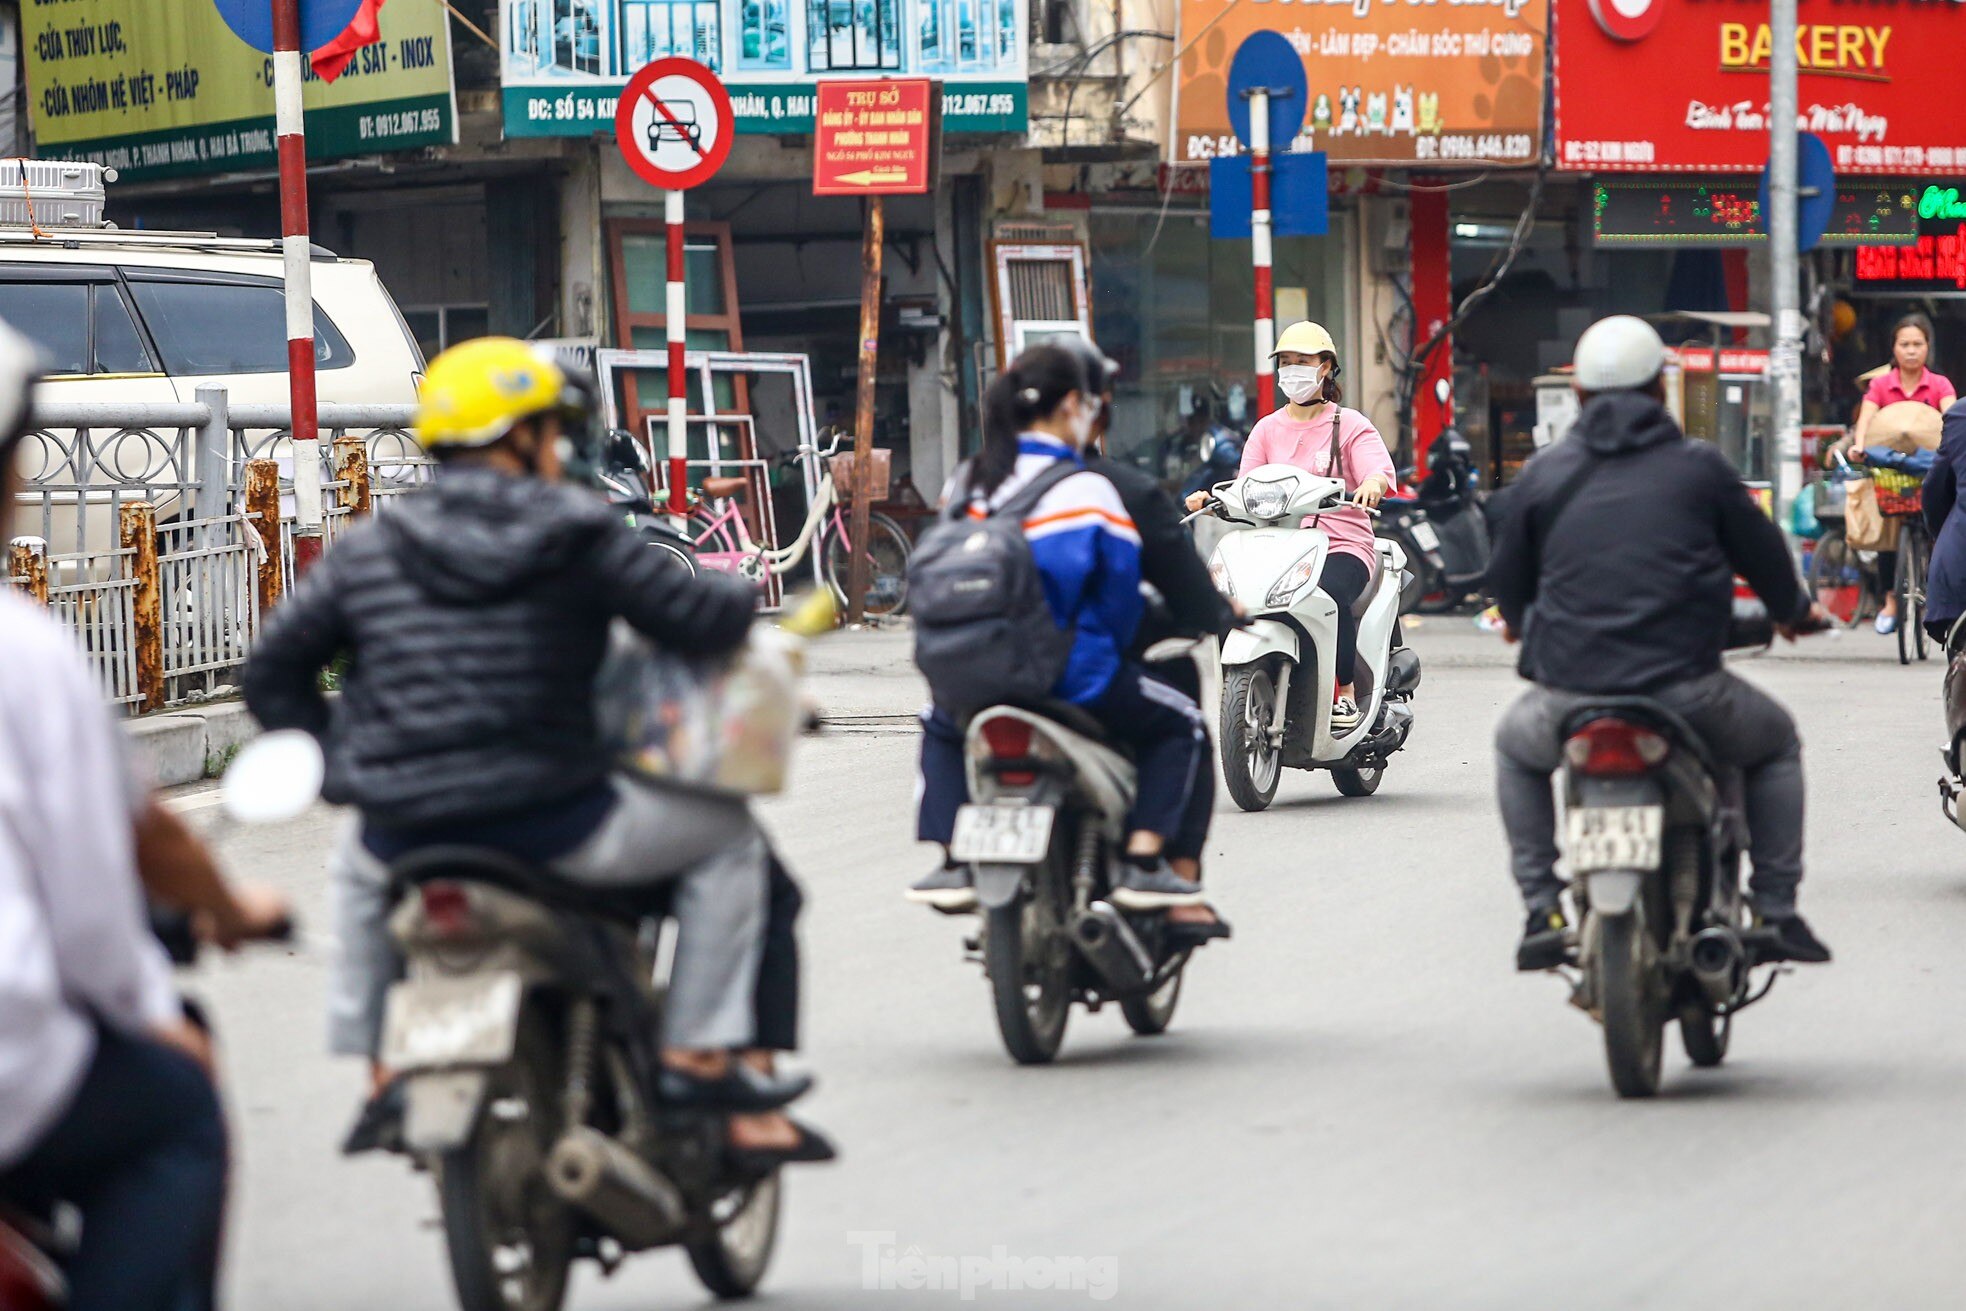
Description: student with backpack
906,344,1213,915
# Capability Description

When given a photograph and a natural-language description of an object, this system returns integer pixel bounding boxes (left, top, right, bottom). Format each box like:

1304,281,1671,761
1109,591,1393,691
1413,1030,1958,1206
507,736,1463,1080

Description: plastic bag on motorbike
595,624,805,796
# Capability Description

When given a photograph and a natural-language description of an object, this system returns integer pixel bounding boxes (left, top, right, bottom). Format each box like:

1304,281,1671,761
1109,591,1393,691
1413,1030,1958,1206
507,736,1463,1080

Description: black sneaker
905,862,977,912
1757,912,1832,964
1516,906,1571,972
1111,861,1208,910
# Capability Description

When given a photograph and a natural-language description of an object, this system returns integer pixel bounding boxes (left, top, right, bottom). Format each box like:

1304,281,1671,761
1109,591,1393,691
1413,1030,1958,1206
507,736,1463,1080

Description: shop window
401,305,491,363
807,0,901,72
922,0,1012,72
989,238,1091,368
549,0,602,75
738,0,792,68
621,0,721,69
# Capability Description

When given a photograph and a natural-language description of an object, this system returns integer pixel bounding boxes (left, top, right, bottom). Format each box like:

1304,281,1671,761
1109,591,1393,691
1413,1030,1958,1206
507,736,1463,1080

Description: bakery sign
1556,0,1966,175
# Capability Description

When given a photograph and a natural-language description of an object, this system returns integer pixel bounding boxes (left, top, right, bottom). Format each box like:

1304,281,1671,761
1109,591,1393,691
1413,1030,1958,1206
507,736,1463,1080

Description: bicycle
1896,514,1932,665
684,431,913,617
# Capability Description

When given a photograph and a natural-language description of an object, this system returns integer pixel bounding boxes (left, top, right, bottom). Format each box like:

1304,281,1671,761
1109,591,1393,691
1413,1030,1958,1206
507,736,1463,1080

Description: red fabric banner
310,0,388,83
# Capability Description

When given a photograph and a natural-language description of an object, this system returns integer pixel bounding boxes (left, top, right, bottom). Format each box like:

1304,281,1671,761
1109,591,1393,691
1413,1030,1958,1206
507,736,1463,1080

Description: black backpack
909,462,1081,718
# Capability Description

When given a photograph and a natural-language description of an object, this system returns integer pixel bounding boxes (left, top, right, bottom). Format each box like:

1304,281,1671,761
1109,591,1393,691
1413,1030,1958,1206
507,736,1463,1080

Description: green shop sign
1920,185,1966,222
24,0,456,182
504,81,1026,137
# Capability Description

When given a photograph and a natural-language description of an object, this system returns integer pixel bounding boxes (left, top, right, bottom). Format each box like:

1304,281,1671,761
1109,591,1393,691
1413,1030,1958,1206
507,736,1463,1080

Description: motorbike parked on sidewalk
1193,464,1422,810
1378,427,1489,614
1552,601,1826,1098
600,430,698,575
950,640,1218,1065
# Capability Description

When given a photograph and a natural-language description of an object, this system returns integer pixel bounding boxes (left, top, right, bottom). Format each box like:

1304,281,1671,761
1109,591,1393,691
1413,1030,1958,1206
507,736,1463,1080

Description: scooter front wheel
1221,666,1282,811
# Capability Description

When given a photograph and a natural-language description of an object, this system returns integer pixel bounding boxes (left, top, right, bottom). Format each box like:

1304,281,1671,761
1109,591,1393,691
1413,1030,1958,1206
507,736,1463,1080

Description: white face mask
1278,364,1326,405
1068,395,1100,448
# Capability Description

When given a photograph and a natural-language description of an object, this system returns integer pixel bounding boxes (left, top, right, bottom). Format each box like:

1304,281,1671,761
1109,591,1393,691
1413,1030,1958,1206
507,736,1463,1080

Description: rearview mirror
607,429,651,473
222,730,325,825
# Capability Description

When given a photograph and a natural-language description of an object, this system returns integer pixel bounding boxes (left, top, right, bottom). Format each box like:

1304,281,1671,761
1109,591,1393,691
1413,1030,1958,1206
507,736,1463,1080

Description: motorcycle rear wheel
1220,666,1282,812
686,1173,782,1300
1599,911,1666,1098
1331,765,1383,796
1120,966,1183,1036
985,889,1071,1065
1678,1002,1731,1068
437,1014,576,1311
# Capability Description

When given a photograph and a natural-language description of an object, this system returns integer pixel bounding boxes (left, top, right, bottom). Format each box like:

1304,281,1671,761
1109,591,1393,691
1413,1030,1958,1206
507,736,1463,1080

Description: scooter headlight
1264,548,1322,609
1243,477,1296,521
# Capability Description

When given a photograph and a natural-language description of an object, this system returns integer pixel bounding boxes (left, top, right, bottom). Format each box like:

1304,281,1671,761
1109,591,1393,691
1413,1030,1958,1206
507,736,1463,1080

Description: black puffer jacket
243,469,755,827
1486,391,1807,694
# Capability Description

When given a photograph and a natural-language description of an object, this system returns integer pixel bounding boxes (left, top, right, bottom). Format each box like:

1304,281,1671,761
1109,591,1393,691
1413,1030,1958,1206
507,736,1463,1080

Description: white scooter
1195,463,1422,810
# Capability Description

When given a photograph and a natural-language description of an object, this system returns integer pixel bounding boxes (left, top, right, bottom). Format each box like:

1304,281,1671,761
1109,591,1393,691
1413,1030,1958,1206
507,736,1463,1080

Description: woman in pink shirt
1851,313,1956,634
1187,321,1397,730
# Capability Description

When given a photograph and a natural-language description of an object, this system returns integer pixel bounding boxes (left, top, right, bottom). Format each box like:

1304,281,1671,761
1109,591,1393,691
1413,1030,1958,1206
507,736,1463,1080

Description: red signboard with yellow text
813,79,935,196
1556,0,1966,175
1170,0,1547,166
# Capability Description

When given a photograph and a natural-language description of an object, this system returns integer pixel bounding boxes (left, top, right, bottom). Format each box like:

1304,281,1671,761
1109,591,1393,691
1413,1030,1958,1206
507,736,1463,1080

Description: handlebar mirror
222,730,325,825
607,429,650,473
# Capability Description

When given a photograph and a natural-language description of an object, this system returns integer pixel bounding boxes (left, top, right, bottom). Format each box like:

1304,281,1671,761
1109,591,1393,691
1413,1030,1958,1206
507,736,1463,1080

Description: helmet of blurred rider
0,318,41,460
415,337,579,450
1270,320,1338,361
1058,334,1120,397
1572,315,1666,393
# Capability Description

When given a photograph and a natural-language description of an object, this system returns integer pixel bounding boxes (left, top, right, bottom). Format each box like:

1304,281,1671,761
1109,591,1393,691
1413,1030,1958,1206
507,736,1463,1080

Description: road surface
181,623,1966,1309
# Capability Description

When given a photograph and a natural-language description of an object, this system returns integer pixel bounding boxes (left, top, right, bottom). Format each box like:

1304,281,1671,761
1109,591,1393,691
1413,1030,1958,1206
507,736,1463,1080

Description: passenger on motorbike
909,344,1214,915
1186,320,1397,732
242,337,822,1159
1486,315,1833,970
0,320,290,1311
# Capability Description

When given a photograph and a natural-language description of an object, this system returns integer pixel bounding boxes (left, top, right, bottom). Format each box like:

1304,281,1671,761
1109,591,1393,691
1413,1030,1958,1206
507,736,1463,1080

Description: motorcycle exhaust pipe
1359,702,1414,756
1071,901,1153,993
1688,927,1746,1005
546,1126,686,1251
1387,646,1423,696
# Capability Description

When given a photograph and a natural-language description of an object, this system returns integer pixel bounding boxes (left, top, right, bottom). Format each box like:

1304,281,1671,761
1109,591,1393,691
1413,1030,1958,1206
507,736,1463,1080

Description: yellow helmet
415,337,570,450
1271,320,1338,361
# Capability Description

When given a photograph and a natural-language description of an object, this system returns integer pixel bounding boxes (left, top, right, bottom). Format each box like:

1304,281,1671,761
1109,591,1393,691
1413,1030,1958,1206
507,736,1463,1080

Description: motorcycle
0,736,307,1311
1195,464,1422,811
1552,598,1825,1098
1378,427,1489,614
1937,619,1966,829
949,639,1218,1065
601,430,698,574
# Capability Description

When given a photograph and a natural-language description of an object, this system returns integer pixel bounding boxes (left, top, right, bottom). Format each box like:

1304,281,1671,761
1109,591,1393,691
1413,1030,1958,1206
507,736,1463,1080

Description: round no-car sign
615,59,733,191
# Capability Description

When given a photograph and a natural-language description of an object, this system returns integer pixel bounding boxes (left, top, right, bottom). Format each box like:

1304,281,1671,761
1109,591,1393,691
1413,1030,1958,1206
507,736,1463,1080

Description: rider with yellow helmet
245,337,826,1158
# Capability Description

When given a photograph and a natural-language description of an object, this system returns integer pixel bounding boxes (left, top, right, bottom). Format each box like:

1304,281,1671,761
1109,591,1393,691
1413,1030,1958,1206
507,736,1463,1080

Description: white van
0,225,424,555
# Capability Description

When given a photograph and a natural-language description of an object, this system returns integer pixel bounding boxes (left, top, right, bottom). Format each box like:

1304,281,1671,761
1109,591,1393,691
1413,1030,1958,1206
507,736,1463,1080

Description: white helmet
1573,315,1665,393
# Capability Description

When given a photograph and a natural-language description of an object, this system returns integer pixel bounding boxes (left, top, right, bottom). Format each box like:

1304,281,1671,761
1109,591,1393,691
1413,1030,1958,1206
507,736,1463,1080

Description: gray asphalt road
184,622,1966,1309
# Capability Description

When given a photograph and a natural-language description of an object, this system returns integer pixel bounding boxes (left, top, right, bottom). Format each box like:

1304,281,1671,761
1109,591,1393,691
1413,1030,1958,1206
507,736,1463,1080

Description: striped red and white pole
272,0,324,574
1249,87,1276,417
663,187,688,517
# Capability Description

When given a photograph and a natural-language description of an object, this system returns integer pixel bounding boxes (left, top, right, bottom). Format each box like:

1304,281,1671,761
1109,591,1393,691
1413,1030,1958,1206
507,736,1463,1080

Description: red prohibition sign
615,58,734,190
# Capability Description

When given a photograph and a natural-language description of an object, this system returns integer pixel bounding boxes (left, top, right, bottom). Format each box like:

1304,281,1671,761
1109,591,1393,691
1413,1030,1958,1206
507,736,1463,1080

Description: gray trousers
329,776,766,1057
1494,670,1805,917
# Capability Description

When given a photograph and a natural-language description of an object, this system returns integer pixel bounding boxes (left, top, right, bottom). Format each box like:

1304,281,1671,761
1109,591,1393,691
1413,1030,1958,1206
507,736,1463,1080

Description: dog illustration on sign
1337,85,1361,135
1417,91,1442,135
1390,85,1415,135
1312,91,1332,136
1366,91,1387,134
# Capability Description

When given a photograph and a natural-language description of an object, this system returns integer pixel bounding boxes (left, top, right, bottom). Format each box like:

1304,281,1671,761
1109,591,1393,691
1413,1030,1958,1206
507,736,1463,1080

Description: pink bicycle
684,433,913,617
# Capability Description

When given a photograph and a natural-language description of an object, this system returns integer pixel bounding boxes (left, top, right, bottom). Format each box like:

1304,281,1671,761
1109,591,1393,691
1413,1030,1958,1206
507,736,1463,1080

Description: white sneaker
1329,695,1362,733
1875,612,1898,635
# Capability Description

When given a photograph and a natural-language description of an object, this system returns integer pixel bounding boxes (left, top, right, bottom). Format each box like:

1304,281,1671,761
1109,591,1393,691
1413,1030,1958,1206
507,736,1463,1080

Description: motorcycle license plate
1411,520,1442,550
951,804,1056,864
1565,806,1663,873
380,973,524,1072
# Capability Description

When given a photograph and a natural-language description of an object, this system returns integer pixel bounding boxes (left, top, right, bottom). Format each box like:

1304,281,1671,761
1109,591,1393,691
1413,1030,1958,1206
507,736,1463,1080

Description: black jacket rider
1087,454,1237,659
1485,390,1807,694
243,466,755,829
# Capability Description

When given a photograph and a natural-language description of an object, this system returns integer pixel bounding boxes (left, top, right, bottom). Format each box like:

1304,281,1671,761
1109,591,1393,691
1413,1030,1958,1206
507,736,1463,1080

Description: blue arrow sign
1226,31,1308,153
1758,132,1836,254
213,0,365,55
1209,152,1329,239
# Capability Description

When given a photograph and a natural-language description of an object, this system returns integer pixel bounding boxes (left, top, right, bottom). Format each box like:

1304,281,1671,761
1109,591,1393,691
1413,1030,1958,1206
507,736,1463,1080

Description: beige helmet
1271,320,1338,360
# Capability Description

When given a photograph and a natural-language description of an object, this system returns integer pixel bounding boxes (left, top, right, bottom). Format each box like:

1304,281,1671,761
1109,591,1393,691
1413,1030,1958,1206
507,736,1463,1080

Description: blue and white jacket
947,435,1143,705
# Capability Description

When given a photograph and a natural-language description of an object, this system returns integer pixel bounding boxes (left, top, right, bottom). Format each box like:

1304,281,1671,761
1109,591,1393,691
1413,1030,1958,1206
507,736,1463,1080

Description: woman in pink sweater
1187,321,1397,730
